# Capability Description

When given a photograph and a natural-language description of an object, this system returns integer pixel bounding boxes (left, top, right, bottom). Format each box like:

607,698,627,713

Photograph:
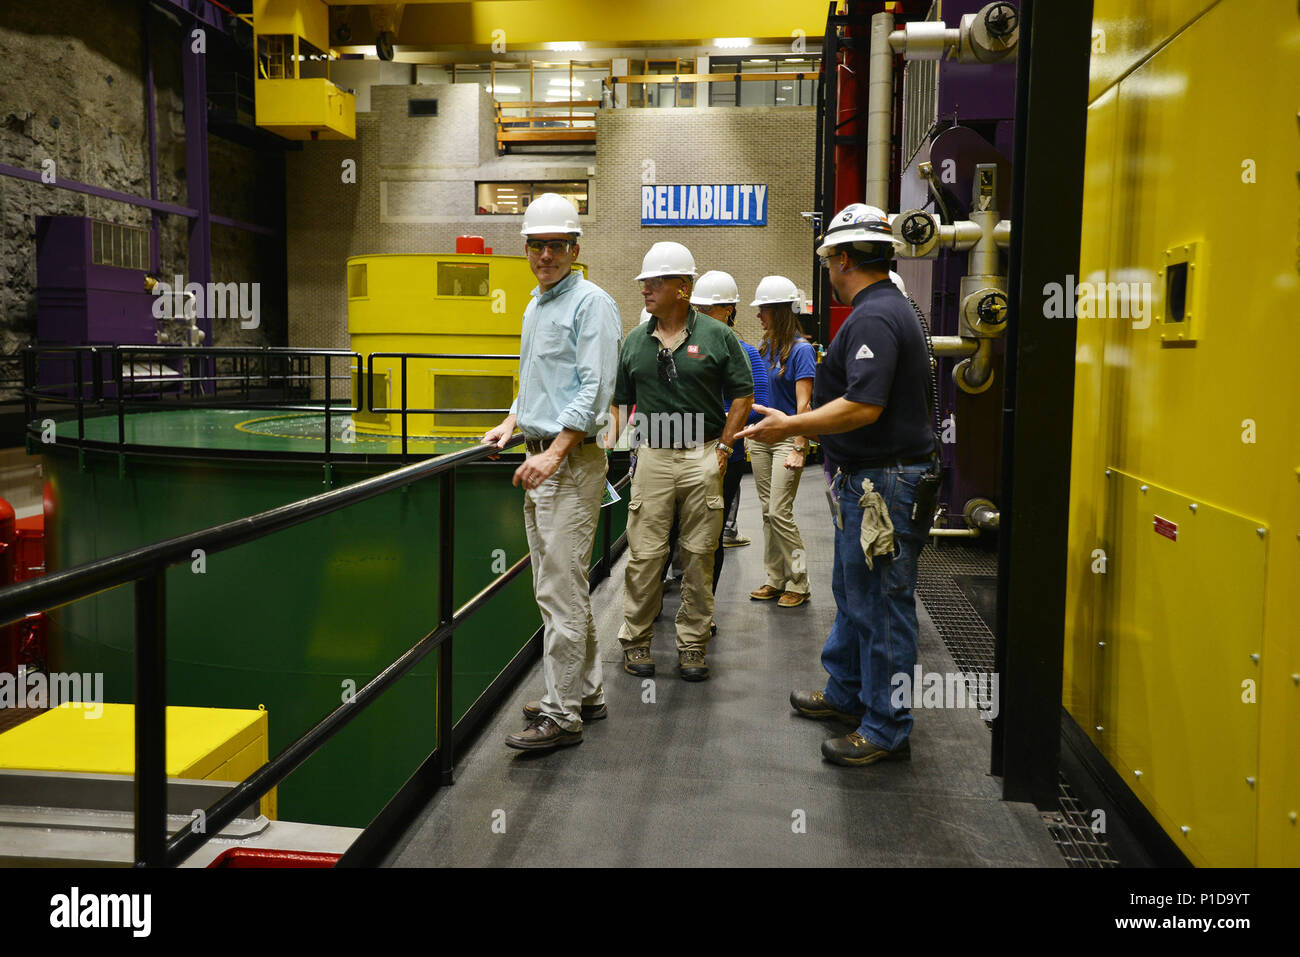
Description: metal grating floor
916,540,1120,869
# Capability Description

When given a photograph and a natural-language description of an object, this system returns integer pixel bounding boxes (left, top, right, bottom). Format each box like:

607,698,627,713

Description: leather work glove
858,477,895,570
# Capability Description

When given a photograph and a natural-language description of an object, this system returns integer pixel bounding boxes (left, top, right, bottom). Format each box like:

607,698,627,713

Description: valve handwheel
900,212,936,248
984,2,1019,39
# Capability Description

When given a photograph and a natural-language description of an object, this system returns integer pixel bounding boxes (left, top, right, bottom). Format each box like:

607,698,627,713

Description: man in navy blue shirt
738,203,935,767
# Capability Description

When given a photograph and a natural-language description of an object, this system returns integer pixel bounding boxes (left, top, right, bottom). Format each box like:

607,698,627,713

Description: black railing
0,434,631,866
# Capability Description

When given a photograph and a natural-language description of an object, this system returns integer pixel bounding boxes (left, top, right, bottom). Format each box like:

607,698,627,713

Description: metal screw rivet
1180,825,1190,835
1246,777,1256,787
1250,653,1260,663
1257,528,1266,538
1188,503,1198,513
1134,769,1142,777
1098,641,1106,647
1104,469,1112,477
1291,674,1299,685
1290,812,1297,824
1140,484,1149,493
1095,725,1103,732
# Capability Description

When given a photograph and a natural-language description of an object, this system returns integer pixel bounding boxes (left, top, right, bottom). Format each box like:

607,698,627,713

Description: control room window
476,181,589,216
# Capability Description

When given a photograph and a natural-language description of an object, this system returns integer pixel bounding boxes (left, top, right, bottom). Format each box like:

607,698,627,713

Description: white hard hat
889,270,907,296
635,241,697,281
690,270,740,305
639,308,652,324
750,275,800,306
815,203,902,258
520,192,582,237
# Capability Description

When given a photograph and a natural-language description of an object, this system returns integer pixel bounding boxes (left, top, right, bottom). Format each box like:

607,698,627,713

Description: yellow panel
1069,0,1300,866
255,78,356,141
333,0,831,50
1087,1,1220,103
1098,471,1263,866
254,0,330,52
207,735,275,820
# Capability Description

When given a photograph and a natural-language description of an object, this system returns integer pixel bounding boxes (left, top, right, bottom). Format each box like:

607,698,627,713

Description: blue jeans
820,463,930,750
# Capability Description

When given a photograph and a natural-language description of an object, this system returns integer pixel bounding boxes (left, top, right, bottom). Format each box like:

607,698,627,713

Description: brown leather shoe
749,584,782,601
821,732,911,766
790,689,862,723
678,649,709,682
504,715,583,751
522,700,608,722
777,590,810,608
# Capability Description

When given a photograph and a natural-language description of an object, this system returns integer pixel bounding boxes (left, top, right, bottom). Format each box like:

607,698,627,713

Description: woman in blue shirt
747,276,816,607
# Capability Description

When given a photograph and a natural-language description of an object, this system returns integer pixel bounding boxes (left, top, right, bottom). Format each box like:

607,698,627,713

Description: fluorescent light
714,37,751,48
780,85,792,90
749,58,772,63
550,42,583,52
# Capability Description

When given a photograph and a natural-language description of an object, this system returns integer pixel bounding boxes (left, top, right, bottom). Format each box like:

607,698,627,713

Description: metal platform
383,472,1064,868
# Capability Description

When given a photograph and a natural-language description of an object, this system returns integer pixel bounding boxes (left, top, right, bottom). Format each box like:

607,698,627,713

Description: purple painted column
183,24,211,351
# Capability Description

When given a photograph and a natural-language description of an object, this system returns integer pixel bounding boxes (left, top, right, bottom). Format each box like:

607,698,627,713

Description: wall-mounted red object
455,235,486,255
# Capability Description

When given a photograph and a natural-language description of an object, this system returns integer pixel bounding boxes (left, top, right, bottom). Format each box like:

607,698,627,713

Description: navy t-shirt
812,279,935,467
762,339,817,416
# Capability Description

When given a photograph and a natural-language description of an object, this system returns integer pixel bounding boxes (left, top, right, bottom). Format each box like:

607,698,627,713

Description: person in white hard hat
745,275,817,609
482,192,622,751
688,270,772,610
606,243,754,682
738,202,937,767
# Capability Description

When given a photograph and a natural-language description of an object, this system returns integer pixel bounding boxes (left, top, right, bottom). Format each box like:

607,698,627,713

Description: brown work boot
504,715,583,751
678,649,709,682
749,584,782,601
623,646,654,677
777,590,810,608
522,700,608,722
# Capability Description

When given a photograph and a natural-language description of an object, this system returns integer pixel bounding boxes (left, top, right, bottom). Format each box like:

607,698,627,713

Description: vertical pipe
865,10,895,210
437,471,455,785
134,571,167,867
141,0,161,277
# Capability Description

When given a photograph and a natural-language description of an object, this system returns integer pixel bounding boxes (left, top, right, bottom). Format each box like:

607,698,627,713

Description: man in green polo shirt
608,241,754,681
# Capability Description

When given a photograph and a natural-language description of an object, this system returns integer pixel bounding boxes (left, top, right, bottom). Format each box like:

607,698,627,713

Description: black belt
837,452,934,472
525,435,599,455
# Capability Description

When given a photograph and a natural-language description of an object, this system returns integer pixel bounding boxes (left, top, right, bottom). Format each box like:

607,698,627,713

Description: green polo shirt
613,309,754,447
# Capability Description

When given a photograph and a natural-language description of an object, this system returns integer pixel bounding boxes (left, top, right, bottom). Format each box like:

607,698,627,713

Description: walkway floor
386,472,1062,867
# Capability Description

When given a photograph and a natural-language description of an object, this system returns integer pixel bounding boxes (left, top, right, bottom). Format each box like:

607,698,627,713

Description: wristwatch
717,442,733,455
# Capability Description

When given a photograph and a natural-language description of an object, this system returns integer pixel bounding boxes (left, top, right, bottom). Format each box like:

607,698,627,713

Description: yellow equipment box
0,703,275,819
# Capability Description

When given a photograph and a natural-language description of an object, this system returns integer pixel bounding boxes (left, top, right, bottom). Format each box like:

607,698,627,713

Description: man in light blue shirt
483,193,621,751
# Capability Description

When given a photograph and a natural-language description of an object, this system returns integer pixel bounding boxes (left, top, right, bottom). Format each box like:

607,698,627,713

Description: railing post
134,571,167,868
400,355,409,462
437,470,454,784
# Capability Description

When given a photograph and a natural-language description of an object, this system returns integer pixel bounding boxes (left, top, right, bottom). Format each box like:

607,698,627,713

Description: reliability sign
641,184,768,226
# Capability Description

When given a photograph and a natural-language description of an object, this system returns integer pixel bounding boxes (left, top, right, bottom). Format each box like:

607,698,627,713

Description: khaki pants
523,442,607,731
748,437,811,595
618,442,725,655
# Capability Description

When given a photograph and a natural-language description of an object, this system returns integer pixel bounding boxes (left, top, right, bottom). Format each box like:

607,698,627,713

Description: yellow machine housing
348,253,586,437
1065,0,1299,866
253,0,355,140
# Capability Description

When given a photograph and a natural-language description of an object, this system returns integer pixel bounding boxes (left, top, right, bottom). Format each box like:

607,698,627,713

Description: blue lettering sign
640,184,768,226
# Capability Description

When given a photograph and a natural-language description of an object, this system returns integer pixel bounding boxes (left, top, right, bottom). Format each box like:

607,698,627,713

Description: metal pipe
939,220,984,251
889,22,961,60
930,527,980,538
968,210,1003,278
865,11,895,210
970,503,1000,531
963,338,996,388
931,336,978,357
994,220,1012,247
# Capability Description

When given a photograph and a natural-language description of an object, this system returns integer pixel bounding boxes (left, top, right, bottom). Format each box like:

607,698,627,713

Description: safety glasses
525,239,573,255
657,347,678,385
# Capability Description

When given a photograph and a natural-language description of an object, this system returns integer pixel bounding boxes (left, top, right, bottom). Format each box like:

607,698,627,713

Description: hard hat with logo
520,193,583,237
815,203,902,257
750,275,801,306
690,270,740,305
635,242,698,281
889,270,907,296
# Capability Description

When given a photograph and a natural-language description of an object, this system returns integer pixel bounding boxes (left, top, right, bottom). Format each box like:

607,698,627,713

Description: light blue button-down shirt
510,269,622,439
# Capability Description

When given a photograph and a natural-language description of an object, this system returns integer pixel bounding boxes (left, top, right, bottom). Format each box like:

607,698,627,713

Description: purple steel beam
0,164,275,236
151,0,227,35
182,26,213,378
0,162,195,217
